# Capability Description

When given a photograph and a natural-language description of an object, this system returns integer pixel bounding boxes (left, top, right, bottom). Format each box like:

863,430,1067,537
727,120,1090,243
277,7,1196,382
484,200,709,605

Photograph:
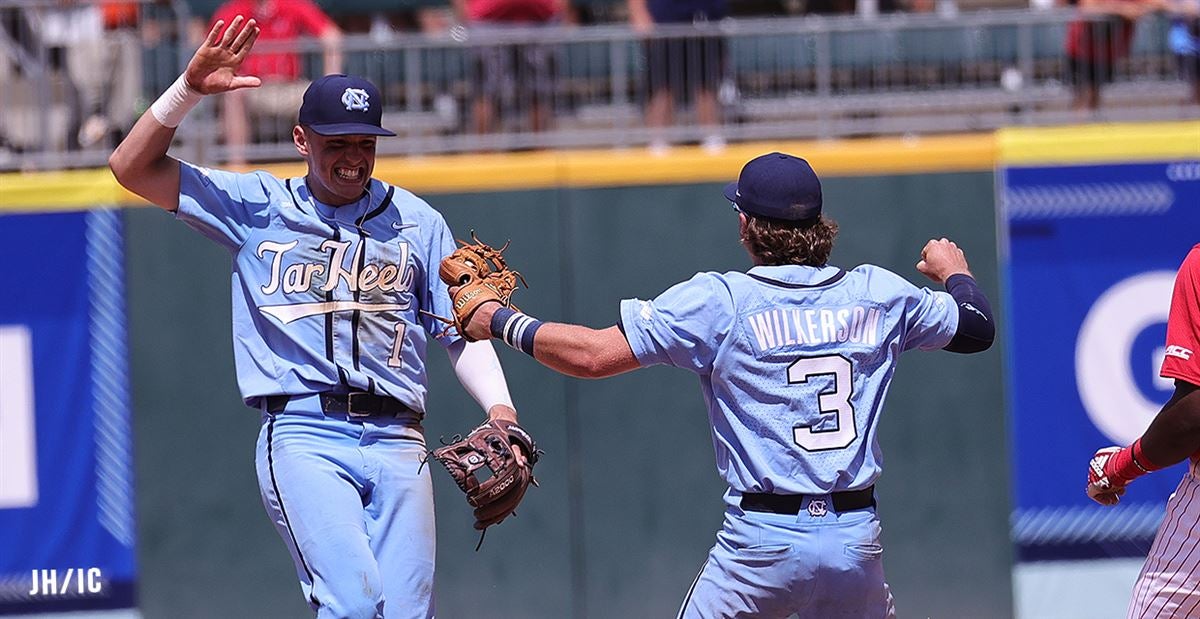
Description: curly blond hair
740,214,839,267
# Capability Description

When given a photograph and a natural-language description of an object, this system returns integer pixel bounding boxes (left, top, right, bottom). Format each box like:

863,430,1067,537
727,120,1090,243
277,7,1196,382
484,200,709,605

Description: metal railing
1,1,1196,171
0,0,192,170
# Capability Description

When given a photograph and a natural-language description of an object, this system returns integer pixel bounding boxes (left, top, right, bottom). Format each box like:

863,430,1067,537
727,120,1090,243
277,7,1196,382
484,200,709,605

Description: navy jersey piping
351,238,367,371
748,269,847,289
284,178,301,213
350,186,395,376
325,228,340,365
359,185,395,226
266,415,315,588
285,179,341,365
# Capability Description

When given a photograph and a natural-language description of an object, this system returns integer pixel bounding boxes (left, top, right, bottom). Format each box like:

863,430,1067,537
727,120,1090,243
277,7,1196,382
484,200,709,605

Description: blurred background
0,0,1197,617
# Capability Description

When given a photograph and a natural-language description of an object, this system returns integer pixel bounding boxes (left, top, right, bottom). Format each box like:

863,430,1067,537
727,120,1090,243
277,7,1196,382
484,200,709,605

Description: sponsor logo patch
1167,345,1194,361
455,288,483,310
962,302,988,320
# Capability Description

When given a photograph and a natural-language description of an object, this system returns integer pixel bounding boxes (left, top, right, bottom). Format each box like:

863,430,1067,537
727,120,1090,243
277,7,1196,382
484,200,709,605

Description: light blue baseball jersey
620,264,958,495
176,162,461,411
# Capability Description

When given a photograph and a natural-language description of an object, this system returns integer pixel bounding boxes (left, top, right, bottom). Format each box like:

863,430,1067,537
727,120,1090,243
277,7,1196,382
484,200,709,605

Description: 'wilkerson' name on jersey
746,305,883,354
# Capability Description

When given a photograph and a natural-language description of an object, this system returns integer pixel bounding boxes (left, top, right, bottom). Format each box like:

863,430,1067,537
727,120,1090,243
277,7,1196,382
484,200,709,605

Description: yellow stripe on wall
355,134,996,193
0,168,144,214
1,120,1193,213
997,121,1200,166
0,133,995,212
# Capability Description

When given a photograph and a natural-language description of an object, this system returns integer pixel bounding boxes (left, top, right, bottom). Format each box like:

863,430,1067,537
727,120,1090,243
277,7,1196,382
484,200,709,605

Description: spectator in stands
92,1,144,146
452,0,567,136
1167,0,1200,104
211,0,342,166
629,0,728,154
0,0,145,152
1064,0,1160,112
0,6,37,155
10,1,106,151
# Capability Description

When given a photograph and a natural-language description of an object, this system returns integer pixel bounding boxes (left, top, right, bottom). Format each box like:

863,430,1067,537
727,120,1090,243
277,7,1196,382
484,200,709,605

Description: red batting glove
1086,440,1161,506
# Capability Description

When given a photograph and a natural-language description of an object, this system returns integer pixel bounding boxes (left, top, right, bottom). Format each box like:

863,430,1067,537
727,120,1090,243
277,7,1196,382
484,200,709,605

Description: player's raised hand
184,16,261,95
916,238,972,284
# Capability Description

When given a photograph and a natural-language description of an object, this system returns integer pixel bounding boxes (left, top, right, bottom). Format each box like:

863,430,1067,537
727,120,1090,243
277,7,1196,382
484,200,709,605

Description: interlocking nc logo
807,499,828,518
341,88,370,112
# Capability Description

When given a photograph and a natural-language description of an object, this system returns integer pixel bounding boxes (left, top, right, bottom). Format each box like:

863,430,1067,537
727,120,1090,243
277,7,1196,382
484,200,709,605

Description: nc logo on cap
341,88,370,112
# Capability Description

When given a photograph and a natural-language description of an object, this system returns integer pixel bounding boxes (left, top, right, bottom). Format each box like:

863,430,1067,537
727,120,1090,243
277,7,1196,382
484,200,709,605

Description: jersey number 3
788,355,856,451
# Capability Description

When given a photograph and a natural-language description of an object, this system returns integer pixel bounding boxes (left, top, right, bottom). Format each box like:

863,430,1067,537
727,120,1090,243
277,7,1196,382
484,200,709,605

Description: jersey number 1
387,322,406,368
788,355,856,451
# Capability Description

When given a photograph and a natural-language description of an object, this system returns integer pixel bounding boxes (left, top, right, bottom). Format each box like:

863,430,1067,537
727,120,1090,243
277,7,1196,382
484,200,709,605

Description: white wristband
150,74,203,128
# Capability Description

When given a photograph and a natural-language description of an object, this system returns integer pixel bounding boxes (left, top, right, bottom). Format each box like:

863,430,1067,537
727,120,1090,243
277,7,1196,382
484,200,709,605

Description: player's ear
293,125,309,156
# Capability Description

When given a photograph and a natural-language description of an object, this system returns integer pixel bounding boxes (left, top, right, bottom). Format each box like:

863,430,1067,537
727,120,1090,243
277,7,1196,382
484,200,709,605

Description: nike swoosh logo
259,300,412,324
392,222,419,231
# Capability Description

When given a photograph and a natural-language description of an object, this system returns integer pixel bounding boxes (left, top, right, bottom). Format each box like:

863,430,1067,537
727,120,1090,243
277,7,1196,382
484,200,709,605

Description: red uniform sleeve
290,0,335,35
1162,245,1200,387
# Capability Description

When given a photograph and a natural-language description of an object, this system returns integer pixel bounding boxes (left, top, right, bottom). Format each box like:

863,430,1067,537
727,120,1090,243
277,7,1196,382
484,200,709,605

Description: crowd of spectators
1061,0,1199,110
0,0,1196,164
0,1,144,152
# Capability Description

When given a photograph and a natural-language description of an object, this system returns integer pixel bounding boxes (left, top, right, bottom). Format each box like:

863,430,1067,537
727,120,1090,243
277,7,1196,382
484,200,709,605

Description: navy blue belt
264,392,417,418
741,486,875,514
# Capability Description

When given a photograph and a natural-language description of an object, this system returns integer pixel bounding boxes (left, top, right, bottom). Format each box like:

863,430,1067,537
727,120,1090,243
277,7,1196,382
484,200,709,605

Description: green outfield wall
124,168,1009,619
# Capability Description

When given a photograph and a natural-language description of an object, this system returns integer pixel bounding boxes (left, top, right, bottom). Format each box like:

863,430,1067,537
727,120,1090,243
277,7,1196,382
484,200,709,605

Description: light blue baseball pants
678,495,896,618
254,398,435,619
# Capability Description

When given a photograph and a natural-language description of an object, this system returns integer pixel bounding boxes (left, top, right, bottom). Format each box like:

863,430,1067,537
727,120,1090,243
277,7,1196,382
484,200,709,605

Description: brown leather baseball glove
428,419,540,548
429,233,526,341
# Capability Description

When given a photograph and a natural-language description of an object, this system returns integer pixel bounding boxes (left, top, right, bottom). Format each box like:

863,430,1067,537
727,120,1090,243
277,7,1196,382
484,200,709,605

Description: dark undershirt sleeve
943,274,995,354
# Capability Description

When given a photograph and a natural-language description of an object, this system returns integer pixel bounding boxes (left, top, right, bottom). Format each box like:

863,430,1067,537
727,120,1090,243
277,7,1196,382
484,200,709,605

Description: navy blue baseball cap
298,74,396,137
723,152,822,221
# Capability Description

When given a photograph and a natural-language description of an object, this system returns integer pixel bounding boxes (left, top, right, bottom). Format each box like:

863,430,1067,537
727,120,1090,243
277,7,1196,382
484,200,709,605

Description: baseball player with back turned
452,152,996,617
108,17,524,618
1087,244,1200,618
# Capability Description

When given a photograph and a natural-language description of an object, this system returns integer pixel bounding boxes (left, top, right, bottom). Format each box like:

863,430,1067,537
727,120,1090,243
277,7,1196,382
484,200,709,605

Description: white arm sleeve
446,339,515,411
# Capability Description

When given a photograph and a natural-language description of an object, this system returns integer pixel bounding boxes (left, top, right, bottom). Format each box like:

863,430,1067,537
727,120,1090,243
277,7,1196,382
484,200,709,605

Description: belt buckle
345,392,374,418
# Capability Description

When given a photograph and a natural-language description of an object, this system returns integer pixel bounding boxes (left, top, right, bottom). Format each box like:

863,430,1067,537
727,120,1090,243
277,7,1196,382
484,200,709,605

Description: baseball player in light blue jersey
110,17,524,618
455,152,996,617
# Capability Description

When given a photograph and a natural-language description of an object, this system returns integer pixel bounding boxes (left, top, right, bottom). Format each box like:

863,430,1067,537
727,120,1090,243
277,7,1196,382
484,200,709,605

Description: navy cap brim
308,122,396,137
723,181,739,204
